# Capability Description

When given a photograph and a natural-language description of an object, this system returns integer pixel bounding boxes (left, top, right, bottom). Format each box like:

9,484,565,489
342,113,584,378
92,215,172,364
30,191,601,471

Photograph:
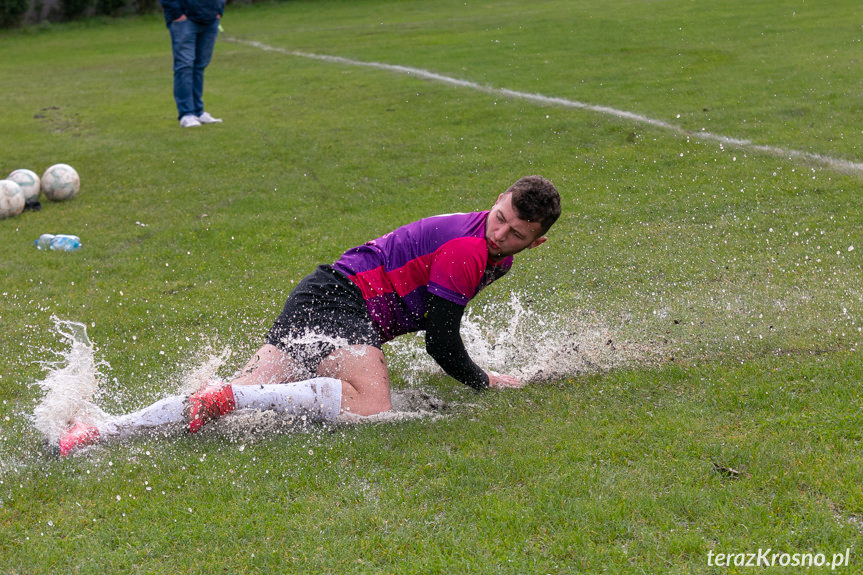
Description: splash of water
29,294,637,448
175,346,232,395
463,293,637,381
28,320,447,448
30,319,233,445
31,318,111,444
387,292,645,385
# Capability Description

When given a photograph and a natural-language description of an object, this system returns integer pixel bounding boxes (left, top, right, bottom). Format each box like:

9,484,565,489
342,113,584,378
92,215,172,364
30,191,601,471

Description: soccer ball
7,168,41,205
0,180,25,220
41,163,80,201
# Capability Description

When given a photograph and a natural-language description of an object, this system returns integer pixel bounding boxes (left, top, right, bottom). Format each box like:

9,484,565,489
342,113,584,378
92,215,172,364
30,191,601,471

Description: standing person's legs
191,19,219,117
169,19,197,119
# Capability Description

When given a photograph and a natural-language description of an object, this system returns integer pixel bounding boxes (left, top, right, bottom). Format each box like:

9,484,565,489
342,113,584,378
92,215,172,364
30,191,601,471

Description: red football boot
58,422,100,457
187,382,236,433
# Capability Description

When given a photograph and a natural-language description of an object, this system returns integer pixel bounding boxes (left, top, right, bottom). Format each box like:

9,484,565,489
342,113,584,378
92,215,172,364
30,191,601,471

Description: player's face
485,193,547,261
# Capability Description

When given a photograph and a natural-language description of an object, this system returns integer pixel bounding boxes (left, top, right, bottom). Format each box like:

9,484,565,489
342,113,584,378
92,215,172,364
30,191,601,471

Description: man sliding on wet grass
58,175,561,456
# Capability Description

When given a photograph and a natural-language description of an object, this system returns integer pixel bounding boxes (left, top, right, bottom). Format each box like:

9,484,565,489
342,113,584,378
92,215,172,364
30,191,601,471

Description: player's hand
487,371,525,389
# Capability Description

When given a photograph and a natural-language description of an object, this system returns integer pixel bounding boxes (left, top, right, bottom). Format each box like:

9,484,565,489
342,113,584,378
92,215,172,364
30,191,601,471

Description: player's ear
528,237,547,249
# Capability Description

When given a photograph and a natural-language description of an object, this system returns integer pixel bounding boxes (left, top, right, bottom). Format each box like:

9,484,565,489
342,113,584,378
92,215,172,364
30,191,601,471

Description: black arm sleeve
425,293,489,391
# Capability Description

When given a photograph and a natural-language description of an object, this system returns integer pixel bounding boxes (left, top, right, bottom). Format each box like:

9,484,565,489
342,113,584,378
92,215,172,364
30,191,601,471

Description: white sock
100,395,187,440
95,377,342,440
232,377,342,420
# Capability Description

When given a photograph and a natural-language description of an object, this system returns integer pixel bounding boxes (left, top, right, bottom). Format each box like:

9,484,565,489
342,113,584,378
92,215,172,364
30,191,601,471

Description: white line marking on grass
228,37,863,175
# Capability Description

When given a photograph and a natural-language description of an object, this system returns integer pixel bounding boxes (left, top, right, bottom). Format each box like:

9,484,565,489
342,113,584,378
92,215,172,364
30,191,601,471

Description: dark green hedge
0,0,27,27
2,0,243,28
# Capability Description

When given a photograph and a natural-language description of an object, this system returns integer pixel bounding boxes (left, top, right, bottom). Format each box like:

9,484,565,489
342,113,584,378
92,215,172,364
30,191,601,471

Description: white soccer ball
7,168,41,204
41,163,80,201
0,180,26,219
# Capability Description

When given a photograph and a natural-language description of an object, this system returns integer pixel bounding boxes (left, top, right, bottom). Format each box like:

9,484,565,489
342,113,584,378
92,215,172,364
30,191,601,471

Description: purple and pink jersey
332,211,513,342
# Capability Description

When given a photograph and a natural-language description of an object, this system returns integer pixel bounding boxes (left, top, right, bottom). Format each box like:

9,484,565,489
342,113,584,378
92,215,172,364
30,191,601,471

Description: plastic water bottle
35,234,82,251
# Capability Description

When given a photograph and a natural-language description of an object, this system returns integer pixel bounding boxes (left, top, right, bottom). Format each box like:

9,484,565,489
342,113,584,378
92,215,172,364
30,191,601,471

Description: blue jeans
169,18,219,120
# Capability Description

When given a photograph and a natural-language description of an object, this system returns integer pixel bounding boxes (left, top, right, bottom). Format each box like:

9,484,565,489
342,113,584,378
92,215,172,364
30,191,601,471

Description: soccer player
58,175,561,455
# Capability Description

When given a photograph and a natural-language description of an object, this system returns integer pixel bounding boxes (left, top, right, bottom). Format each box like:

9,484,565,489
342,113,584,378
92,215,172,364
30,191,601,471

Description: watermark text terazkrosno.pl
707,548,852,570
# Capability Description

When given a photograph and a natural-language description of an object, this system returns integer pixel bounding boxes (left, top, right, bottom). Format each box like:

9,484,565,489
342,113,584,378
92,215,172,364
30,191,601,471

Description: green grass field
1,0,862,572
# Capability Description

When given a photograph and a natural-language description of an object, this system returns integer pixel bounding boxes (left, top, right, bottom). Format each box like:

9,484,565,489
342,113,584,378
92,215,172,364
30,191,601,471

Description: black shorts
266,265,382,373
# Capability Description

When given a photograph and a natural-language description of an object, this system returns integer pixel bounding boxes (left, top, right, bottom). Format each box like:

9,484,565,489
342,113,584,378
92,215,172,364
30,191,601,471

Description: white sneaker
197,112,222,124
180,114,201,128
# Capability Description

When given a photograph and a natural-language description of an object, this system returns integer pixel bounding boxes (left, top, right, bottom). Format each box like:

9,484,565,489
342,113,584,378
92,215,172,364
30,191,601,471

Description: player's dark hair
505,175,561,235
